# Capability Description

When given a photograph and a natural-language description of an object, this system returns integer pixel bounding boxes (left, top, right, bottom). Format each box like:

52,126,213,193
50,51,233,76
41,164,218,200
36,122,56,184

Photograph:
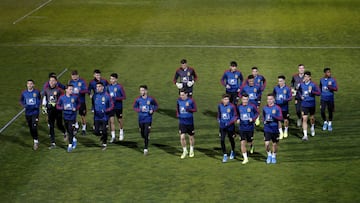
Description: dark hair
94,69,101,74
304,71,311,76
298,64,305,67
71,70,78,75
180,59,187,64
241,93,249,98
96,82,104,86
222,93,230,99
66,84,74,89
49,75,57,80
139,85,148,90
179,89,188,94
230,61,237,67
278,75,286,80
324,67,331,73
48,72,56,78
110,73,118,79
27,79,35,83
247,75,254,80
267,93,275,97
251,66,258,70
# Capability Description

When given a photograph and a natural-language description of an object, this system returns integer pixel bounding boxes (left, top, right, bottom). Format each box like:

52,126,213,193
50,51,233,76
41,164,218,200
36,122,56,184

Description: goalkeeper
173,59,198,97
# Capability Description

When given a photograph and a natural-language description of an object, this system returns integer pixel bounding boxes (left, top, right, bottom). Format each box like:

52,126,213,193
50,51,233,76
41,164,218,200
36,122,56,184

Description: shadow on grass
115,140,142,154
156,108,177,119
79,135,101,148
202,109,217,118
249,151,267,162
196,147,220,160
152,143,179,156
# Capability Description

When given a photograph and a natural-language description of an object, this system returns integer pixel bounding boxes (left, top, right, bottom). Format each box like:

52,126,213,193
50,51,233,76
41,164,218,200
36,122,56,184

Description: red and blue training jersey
176,97,197,125
107,83,126,110
220,70,243,93
56,94,80,121
20,89,41,116
237,103,259,132
133,96,159,124
263,104,283,133
217,102,238,129
319,77,338,102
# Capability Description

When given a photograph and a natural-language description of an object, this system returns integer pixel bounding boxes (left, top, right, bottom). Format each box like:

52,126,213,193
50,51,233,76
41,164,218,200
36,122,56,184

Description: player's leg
320,100,328,130
310,107,316,136
327,101,334,131
100,120,108,150
302,107,309,140
188,125,195,158
117,109,124,141
109,113,116,143
264,132,272,164
47,109,56,145
219,128,228,162
278,120,284,139
228,128,236,159
295,100,302,127
271,134,279,164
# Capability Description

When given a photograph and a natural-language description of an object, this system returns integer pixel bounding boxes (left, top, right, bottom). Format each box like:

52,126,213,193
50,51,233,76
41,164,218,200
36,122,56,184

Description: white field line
12,0,53,25
1,44,360,49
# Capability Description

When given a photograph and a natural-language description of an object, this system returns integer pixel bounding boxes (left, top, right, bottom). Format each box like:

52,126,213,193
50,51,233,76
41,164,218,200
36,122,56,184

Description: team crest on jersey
54,91,57,96
283,89,287,94
254,88,257,93
114,87,117,92
247,108,251,112
227,108,231,113
257,79,261,83
147,101,150,105
102,97,105,102
272,109,276,114
328,81,332,85
186,102,189,106
187,72,191,76
33,93,37,97
71,98,74,103
78,82,82,87
235,75,238,79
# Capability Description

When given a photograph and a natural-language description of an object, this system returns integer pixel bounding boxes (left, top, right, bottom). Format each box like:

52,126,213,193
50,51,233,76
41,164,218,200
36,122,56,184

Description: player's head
110,73,118,84
96,81,104,93
298,64,305,74
179,89,188,100
324,67,331,77
230,61,237,71
241,93,249,105
180,59,187,69
48,72,56,78
139,85,148,96
267,93,275,106
26,79,35,89
71,70,79,80
222,94,230,105
247,75,255,86
251,66,259,76
49,75,58,88
93,69,101,80
304,71,311,82
65,84,74,95
278,75,286,86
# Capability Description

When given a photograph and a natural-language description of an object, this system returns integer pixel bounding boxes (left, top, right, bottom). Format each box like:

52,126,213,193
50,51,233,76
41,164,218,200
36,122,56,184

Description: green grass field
1,0,360,202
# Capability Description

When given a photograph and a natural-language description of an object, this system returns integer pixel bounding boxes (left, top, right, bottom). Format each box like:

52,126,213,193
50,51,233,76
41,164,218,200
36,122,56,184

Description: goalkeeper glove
187,81,194,87
176,82,183,89
41,106,47,114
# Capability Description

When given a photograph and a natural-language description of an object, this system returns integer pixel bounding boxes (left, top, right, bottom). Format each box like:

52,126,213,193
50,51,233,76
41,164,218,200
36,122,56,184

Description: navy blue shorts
264,132,279,143
179,124,195,136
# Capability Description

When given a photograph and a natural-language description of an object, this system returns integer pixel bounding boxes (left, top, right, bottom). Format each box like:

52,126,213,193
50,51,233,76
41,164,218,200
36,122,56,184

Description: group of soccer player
20,60,337,164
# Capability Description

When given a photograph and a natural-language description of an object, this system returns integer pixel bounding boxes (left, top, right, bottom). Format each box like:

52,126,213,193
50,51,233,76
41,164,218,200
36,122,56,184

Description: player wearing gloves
177,89,197,159
263,93,283,164
92,82,114,150
291,64,305,127
217,94,238,163
220,61,243,105
56,85,80,152
173,59,198,97
239,75,261,126
133,85,159,155
42,75,66,149
20,79,41,150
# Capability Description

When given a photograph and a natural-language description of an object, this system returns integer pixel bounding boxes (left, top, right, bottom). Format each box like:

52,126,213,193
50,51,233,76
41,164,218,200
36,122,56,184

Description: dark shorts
108,108,123,119
302,106,316,116
264,132,279,143
282,111,289,120
321,100,335,112
239,131,254,142
79,102,87,116
179,124,195,136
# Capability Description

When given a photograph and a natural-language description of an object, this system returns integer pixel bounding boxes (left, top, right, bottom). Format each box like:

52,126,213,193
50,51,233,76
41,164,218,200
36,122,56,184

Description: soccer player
263,93,283,164
68,70,88,135
319,67,338,131
92,82,114,150
220,61,243,105
133,85,159,155
273,75,292,139
173,59,198,97
20,79,41,150
217,94,238,163
291,64,305,127
42,72,66,92
239,75,261,125
42,75,66,148
176,89,197,159
88,69,109,99
237,93,259,164
107,73,126,143
56,85,80,152
248,67,266,125
298,71,321,140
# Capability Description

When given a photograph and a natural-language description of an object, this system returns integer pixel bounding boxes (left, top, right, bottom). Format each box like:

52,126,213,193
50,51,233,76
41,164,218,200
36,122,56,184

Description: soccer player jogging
92,82,114,150
298,71,320,140
319,67,338,131
220,61,243,105
133,85,159,155
273,75,292,139
56,85,80,152
263,93,283,164
20,79,41,150
247,67,266,126
68,70,88,135
291,64,305,127
176,89,197,159
239,75,261,125
42,72,66,93
237,93,259,164
42,75,66,149
217,94,238,163
107,73,126,143
173,59,198,97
